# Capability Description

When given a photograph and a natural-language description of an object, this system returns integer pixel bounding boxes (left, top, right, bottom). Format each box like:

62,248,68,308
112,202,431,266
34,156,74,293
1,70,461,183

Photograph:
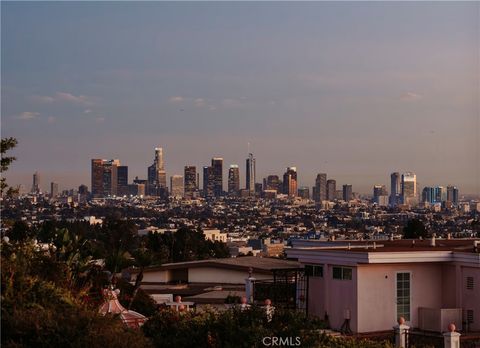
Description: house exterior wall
307,264,358,332
357,263,443,333
461,265,480,331
139,269,170,283
188,267,271,284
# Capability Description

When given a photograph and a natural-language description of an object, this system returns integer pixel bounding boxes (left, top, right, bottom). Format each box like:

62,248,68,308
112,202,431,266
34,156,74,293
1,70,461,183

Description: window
396,272,411,322
466,277,474,290
466,310,474,324
332,266,353,280
305,265,323,277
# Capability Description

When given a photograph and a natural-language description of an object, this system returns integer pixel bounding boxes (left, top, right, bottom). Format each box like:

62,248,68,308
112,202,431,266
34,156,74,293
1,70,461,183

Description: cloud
47,116,56,123
54,92,92,105
400,92,423,101
222,98,243,108
169,96,185,103
30,95,55,103
95,117,106,123
14,111,40,120
31,92,93,106
194,98,206,107
84,109,92,114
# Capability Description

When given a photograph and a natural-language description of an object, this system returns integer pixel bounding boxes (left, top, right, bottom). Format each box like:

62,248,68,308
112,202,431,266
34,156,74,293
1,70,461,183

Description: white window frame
395,271,412,324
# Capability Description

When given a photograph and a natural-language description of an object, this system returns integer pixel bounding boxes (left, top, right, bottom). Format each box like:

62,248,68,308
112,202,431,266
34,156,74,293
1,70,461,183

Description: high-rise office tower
148,147,167,196
78,184,88,196
103,159,120,197
390,172,401,206
91,159,120,198
246,153,256,193
447,185,459,205
211,158,223,197
117,165,129,196
401,172,417,205
91,159,104,198
298,186,310,199
170,175,184,198
255,183,263,194
184,166,197,198
422,187,435,204
266,175,280,192
31,171,40,194
228,164,240,195
373,185,388,206
326,179,336,201
50,182,58,198
283,167,298,197
203,166,215,198
343,184,353,201
314,173,327,202
434,186,447,203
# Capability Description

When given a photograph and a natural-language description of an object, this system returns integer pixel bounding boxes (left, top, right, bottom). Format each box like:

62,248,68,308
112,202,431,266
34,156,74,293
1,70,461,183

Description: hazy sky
2,1,479,194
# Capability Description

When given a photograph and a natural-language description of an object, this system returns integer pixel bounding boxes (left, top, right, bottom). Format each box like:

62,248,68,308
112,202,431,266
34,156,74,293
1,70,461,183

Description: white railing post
393,317,410,348
443,323,461,348
245,276,256,304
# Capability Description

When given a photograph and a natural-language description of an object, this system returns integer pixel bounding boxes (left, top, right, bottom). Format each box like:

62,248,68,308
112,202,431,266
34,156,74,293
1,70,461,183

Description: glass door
396,272,411,322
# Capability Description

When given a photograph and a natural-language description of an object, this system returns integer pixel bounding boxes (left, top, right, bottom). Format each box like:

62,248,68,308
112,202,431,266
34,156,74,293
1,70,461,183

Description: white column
443,324,461,348
393,318,410,348
245,277,256,304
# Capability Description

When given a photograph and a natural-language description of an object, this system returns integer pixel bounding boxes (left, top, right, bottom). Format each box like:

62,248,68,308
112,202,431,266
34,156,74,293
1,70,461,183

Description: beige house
287,238,480,333
203,229,228,243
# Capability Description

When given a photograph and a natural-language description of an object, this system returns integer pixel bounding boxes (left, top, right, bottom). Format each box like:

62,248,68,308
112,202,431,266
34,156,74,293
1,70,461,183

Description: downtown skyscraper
390,172,401,206
211,158,223,197
343,184,353,201
184,166,197,198
401,172,417,206
31,171,40,194
228,164,240,195
117,165,129,196
314,173,327,203
246,153,256,194
203,166,215,198
148,147,167,196
326,179,336,201
170,175,184,198
91,159,120,198
283,167,297,197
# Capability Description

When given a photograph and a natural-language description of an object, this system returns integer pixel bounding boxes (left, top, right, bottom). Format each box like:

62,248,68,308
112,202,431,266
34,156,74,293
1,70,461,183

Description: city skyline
10,147,472,196
2,2,479,193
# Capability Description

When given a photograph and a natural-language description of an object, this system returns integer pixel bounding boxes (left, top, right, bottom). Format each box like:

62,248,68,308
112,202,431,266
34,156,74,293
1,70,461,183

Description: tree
1,137,18,196
403,219,428,239
1,241,152,348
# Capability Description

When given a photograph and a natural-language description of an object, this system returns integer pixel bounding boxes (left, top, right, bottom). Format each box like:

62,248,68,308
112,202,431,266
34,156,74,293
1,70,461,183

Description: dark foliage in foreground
1,242,152,348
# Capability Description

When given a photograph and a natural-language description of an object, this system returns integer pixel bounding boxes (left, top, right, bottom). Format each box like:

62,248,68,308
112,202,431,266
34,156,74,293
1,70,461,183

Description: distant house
128,256,302,310
129,256,300,285
287,238,480,333
203,229,228,243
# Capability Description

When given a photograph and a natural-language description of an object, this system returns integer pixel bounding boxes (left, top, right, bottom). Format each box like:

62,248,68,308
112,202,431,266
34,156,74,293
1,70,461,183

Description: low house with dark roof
129,256,301,285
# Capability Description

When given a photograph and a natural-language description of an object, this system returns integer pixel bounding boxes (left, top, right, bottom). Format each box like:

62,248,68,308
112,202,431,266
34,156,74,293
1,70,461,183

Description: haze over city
2,1,479,193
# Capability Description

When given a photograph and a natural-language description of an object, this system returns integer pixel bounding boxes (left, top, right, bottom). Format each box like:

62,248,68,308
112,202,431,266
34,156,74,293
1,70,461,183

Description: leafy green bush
1,242,151,348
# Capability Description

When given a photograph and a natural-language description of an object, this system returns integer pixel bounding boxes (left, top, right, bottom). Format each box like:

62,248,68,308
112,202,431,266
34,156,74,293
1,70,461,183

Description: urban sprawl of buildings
4,146,479,336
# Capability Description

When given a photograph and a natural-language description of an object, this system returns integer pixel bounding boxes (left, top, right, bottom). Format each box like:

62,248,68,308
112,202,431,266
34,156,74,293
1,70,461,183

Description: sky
2,1,479,194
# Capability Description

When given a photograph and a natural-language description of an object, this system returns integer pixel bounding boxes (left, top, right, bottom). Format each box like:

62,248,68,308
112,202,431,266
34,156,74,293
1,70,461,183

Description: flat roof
130,256,302,274
286,239,480,266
